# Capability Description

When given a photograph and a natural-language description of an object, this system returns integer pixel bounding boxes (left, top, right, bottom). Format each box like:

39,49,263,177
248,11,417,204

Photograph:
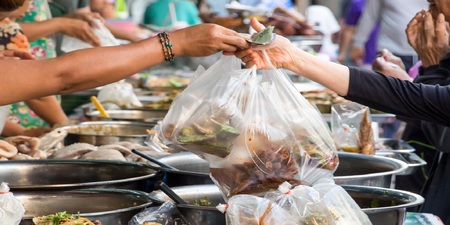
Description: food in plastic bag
61,19,120,53
331,102,375,154
97,82,143,109
32,211,102,225
0,182,25,225
128,202,191,225
217,194,298,225
159,55,338,197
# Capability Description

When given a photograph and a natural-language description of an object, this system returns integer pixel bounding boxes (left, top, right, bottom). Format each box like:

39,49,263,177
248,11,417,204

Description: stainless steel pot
375,138,415,153
153,152,407,188
61,121,155,145
0,160,156,191
17,188,153,225
86,109,167,124
375,152,427,176
334,152,408,187
148,184,424,225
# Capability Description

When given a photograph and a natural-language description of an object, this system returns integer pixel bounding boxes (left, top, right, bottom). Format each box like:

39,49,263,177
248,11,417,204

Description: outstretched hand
235,18,295,70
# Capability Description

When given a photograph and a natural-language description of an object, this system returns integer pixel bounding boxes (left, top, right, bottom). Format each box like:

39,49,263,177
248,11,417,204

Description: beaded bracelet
157,32,175,62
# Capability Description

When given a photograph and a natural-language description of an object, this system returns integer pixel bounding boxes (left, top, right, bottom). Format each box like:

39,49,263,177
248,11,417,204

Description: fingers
435,13,449,46
0,50,35,60
250,18,265,32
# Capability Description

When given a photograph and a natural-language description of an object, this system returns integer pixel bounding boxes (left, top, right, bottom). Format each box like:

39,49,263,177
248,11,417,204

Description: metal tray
86,109,167,124
375,138,416,153
375,152,427,176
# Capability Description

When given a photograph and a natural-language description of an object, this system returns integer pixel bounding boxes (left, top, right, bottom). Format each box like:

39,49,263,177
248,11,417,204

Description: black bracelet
157,32,175,62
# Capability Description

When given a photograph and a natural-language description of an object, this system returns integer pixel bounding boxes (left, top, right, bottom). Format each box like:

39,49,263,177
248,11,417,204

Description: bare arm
25,96,68,126
2,121,51,137
105,23,144,43
337,25,356,64
0,23,249,105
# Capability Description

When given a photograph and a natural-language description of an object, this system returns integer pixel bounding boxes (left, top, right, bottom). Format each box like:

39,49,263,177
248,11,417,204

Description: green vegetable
42,211,80,225
168,79,183,88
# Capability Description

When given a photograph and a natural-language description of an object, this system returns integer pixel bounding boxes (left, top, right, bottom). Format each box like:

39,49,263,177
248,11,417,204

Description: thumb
250,18,265,32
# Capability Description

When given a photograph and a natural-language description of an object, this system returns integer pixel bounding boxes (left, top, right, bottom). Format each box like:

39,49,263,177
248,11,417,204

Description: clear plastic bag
217,194,298,225
331,102,375,154
97,81,143,109
128,202,191,225
0,182,25,225
159,55,338,197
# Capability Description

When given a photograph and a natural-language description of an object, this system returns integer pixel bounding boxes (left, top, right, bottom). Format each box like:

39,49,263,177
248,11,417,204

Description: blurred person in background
0,0,68,137
373,5,450,220
351,0,428,138
337,0,379,69
143,0,202,29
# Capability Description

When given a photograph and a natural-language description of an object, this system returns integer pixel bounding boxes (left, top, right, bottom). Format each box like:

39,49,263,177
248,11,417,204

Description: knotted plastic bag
159,55,338,197
217,194,298,225
0,182,25,225
97,81,143,109
128,202,191,225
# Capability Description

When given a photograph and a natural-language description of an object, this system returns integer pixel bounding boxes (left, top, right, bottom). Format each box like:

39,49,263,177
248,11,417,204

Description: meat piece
11,153,35,160
49,143,97,159
97,144,132,156
0,140,18,159
81,149,126,161
4,136,40,154
38,128,68,151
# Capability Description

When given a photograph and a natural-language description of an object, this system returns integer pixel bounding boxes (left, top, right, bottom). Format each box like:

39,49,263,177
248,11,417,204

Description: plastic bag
128,202,191,225
159,55,338,197
217,194,298,225
264,181,372,225
61,19,120,53
331,102,375,154
97,81,143,109
0,182,25,225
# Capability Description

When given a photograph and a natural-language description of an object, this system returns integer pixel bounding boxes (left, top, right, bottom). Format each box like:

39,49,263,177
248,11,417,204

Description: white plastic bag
0,182,25,225
61,19,120,53
97,82,142,109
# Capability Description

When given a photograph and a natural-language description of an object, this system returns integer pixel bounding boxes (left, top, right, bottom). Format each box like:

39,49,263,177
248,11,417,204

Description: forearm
2,121,26,137
19,18,65,42
338,26,355,57
289,48,350,96
25,96,68,126
106,23,143,43
352,0,380,48
0,36,166,104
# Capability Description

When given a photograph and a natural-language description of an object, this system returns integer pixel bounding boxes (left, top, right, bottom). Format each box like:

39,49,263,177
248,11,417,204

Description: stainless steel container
375,152,427,175
343,185,424,225
153,152,407,188
17,188,153,225
334,152,408,187
148,184,424,225
61,121,154,145
86,109,167,124
375,138,415,153
0,160,156,191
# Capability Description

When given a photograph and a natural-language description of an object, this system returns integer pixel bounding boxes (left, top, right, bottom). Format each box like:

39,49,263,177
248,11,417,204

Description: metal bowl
375,152,427,176
375,138,415,153
0,160,156,191
86,109,167,123
153,152,407,188
334,152,408,187
17,188,153,225
61,121,155,145
148,184,424,225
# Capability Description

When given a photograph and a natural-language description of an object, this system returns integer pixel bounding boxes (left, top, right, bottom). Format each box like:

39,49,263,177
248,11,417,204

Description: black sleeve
345,67,450,127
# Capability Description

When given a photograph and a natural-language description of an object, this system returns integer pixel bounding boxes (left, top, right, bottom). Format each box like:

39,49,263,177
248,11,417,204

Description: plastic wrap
97,81,143,109
128,202,191,225
218,194,298,225
159,55,338,197
0,182,25,225
331,102,375,154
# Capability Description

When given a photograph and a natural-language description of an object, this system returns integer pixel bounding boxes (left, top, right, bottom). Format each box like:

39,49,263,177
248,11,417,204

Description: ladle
155,181,187,204
131,149,178,171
